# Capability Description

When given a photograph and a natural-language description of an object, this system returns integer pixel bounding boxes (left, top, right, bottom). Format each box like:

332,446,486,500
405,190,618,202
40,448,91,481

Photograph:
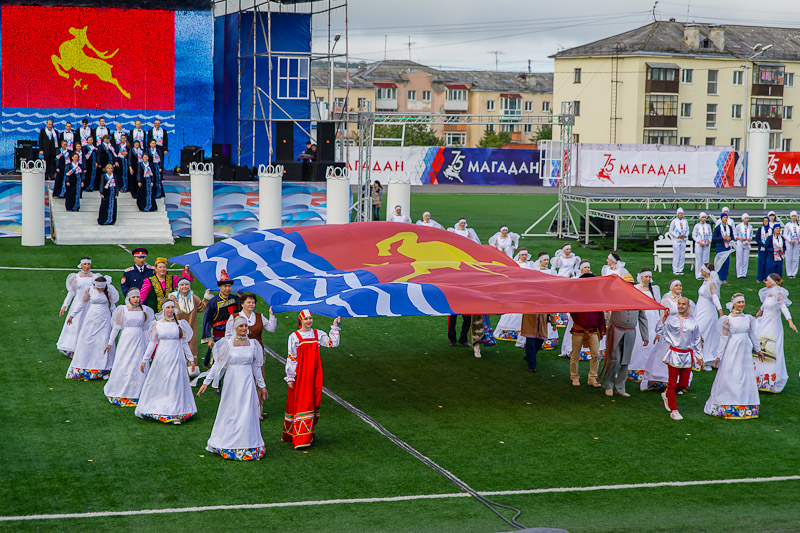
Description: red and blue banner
171,223,664,317
422,147,542,185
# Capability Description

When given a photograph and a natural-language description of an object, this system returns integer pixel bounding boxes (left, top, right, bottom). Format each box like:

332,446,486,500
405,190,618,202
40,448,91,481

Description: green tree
532,125,552,143
373,124,442,146
477,127,511,148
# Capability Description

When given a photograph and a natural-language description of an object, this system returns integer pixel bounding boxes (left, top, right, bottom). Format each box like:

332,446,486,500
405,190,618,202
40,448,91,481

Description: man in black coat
38,119,59,179
147,119,169,165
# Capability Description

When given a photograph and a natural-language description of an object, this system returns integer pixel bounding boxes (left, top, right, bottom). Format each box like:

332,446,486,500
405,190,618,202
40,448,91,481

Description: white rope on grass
1,475,798,522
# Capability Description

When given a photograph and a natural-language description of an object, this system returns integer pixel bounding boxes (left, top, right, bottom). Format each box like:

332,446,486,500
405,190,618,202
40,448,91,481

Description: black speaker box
280,162,304,181
212,143,232,167
215,165,236,181
234,165,250,181
180,146,204,172
275,121,293,161
14,146,37,171
317,121,335,161
313,161,346,182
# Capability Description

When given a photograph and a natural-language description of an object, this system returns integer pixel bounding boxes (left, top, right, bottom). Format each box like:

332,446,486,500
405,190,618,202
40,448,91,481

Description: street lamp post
742,43,773,180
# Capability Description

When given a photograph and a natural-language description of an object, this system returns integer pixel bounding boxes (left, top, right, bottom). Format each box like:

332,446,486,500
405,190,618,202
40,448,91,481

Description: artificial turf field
3,192,800,532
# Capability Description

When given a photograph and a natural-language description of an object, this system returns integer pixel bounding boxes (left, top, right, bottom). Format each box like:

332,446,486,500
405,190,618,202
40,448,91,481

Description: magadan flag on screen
2,5,174,110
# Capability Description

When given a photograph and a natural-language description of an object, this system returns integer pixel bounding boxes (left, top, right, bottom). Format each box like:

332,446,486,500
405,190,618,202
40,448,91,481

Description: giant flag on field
170,223,664,318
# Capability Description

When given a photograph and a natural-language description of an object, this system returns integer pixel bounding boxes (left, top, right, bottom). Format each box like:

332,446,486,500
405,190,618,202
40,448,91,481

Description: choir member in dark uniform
129,119,147,149
136,152,158,212
98,164,118,225
93,118,109,147
129,140,144,198
98,135,117,182
54,139,71,198
64,152,83,212
78,119,92,146
147,119,168,167
60,122,75,152
115,133,130,192
202,271,240,368
82,136,99,191
38,119,59,180
120,247,154,296
147,139,164,198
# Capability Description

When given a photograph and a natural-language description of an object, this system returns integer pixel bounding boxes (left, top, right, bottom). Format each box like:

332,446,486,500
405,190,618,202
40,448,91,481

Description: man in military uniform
202,270,241,367
120,247,154,296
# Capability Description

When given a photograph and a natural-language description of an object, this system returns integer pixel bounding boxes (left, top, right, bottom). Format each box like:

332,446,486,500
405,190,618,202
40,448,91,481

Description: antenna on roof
407,36,416,60
685,0,691,22
488,50,504,71
652,0,659,22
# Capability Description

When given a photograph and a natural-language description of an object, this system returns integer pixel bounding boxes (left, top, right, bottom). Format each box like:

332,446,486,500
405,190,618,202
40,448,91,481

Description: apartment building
552,21,800,150
312,60,553,147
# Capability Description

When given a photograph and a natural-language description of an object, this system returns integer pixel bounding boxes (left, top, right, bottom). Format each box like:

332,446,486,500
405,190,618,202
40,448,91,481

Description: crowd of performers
38,118,168,223
55,248,340,462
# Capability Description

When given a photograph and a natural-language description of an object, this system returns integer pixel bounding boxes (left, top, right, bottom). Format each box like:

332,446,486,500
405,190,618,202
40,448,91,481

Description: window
706,103,717,128
523,124,533,133
769,132,782,150
783,105,793,120
445,132,466,147
407,90,416,101
573,100,581,116
502,96,522,116
542,101,551,112
751,98,783,118
446,88,467,101
782,138,792,152
501,124,515,133
357,97,368,110
731,104,742,120
524,101,533,112
705,137,716,146
731,137,742,151
572,133,580,143
681,69,693,84
333,97,345,110
786,73,795,87
277,56,310,99
422,90,431,101
752,64,785,86
679,136,692,146
647,67,677,81
680,102,692,118
643,129,678,145
645,95,678,116
377,87,397,100
574,68,582,83
733,70,744,86
707,69,718,95
486,100,495,111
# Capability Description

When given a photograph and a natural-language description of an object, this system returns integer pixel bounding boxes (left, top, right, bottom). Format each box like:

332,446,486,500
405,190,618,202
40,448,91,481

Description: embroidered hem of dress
627,369,644,382
707,404,759,419
58,350,74,359
140,412,194,424
207,445,266,461
108,396,138,407
542,338,558,350
555,313,568,327
578,349,605,361
495,330,519,341
643,380,668,390
66,368,110,381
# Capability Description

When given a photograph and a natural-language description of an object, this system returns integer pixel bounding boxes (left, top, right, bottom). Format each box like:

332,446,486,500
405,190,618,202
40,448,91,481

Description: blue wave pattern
0,180,51,237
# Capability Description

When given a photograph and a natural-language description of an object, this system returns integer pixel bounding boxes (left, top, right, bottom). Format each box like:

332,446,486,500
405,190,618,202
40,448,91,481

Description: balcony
752,84,784,97
645,79,680,93
443,99,468,112
751,115,782,130
644,115,678,128
443,124,467,132
375,98,397,111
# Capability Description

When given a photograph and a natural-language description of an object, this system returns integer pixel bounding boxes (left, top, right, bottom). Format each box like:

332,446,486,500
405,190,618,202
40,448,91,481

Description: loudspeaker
215,165,236,181
234,165,250,181
14,146,37,171
275,121,293,161
317,121,335,161
313,161,346,182
17,139,37,149
280,162,304,181
212,143,232,167
180,146,204,172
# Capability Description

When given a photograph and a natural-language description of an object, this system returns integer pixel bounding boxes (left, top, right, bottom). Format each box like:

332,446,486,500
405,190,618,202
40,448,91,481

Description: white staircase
50,189,174,245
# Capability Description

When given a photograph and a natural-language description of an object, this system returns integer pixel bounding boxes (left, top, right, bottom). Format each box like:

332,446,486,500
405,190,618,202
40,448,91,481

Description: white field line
1,475,798,522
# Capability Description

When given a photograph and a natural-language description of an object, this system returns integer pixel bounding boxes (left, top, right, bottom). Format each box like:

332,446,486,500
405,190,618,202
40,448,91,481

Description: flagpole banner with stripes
170,222,664,318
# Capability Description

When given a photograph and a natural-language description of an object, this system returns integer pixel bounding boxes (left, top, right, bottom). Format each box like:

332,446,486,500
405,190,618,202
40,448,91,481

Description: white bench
653,234,760,272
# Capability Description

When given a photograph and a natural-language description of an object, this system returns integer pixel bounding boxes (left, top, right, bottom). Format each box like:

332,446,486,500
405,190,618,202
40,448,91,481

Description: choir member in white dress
198,317,268,461
552,244,581,278
104,289,154,405
669,208,689,275
135,300,197,424
704,294,764,419
627,268,661,382
753,274,798,393
57,257,96,357
65,275,119,380
656,297,703,420
415,211,444,229
388,205,412,223
768,210,781,229
641,280,695,391
601,253,629,278
488,226,520,258
782,211,800,278
695,264,724,371
448,218,480,244
735,213,753,279
692,213,712,279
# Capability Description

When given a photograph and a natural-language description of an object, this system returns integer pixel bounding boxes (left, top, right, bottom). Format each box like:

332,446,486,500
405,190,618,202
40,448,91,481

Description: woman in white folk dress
65,275,119,380
753,273,798,393
600,252,629,278
134,300,197,424
695,263,724,371
198,317,268,461
103,288,154,406
627,268,661,382
488,225,520,258
415,211,444,229
448,217,481,244
552,244,581,278
641,279,695,391
704,293,765,419
57,257,96,357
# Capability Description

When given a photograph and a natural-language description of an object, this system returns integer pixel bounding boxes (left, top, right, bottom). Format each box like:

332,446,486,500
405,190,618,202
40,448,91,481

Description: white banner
345,146,429,185
573,144,738,188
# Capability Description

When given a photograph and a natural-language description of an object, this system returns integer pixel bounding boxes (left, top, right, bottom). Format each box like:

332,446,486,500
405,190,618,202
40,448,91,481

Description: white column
746,121,770,198
386,175,411,221
189,162,214,246
258,164,284,230
325,165,351,225
21,160,46,246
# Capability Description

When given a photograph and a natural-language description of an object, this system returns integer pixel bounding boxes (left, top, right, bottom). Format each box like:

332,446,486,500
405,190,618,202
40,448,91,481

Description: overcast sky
308,0,800,72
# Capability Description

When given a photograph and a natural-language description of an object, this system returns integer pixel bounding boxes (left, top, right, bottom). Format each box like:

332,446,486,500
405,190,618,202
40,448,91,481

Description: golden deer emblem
51,26,130,99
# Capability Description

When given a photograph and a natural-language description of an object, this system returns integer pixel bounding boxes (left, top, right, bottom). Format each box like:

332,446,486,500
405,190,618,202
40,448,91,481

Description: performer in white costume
601,252,629,278
695,264,723,371
57,257,96,357
692,212,712,279
669,208,689,275
628,268,661,382
714,206,730,227
488,226,520,258
782,211,800,278
65,275,119,380
552,244,581,278
104,289,154,405
388,205,411,223
753,274,797,393
735,213,753,279
516,249,535,269
448,217,480,244
415,211,443,229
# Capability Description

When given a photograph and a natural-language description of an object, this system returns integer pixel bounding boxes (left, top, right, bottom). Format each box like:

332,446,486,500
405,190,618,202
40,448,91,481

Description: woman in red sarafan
282,310,341,449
